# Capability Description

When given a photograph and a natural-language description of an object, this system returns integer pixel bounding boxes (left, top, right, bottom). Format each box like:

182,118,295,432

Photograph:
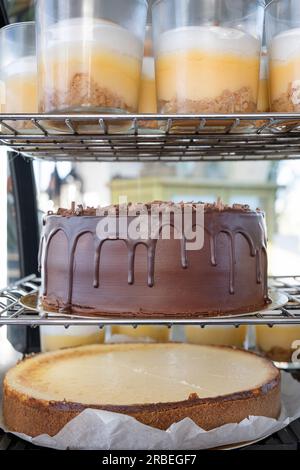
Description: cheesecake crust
158,87,257,114
3,344,281,438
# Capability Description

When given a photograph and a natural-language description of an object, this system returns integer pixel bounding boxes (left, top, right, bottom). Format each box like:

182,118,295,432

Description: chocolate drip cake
39,201,270,317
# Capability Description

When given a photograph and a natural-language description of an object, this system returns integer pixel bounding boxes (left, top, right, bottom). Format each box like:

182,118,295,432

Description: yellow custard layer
138,76,157,114
256,325,300,352
111,326,169,343
185,326,246,348
4,73,37,113
40,48,142,113
156,50,259,106
269,59,300,109
258,78,270,112
41,331,105,353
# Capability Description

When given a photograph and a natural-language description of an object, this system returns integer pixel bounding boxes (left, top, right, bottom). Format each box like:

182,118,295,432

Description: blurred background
2,150,300,288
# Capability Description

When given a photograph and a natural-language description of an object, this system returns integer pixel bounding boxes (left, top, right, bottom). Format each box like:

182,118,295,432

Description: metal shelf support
0,275,300,327
2,113,300,162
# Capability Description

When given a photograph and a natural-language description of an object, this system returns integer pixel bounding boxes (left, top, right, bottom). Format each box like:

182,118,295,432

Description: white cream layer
46,17,143,59
157,26,260,57
270,28,300,62
2,56,37,78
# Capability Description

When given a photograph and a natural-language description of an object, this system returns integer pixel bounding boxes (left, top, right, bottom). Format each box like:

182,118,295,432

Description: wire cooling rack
0,274,299,327
1,113,300,161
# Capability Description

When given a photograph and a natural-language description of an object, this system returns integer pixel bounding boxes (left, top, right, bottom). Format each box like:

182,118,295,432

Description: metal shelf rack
0,274,299,327
2,113,300,162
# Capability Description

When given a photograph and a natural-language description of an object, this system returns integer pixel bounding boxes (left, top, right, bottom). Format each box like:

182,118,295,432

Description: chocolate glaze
40,205,269,317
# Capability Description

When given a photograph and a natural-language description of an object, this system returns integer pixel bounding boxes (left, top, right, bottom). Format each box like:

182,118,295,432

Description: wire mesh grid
0,274,299,327
2,113,300,161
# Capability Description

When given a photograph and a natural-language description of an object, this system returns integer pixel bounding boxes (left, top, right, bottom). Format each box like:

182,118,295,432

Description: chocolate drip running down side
39,206,269,317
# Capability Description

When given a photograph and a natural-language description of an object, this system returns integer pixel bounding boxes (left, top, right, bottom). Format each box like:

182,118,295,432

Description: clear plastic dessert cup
40,325,105,353
256,325,300,364
152,0,264,132
1,22,38,132
185,326,247,348
36,0,148,133
111,325,170,343
266,0,300,116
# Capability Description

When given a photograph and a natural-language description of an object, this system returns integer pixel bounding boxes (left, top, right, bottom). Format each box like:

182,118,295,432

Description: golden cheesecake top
5,344,279,407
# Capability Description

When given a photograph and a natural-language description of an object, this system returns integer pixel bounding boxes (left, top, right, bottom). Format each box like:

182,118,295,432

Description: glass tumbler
1,22,38,131
36,0,148,131
152,0,264,117
266,0,300,113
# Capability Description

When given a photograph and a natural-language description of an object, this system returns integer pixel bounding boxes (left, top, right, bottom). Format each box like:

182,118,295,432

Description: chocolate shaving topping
48,200,262,218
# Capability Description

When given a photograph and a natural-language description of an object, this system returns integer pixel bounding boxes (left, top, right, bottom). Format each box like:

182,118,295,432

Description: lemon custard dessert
155,26,261,114
3,56,37,117
269,28,300,112
39,18,144,115
256,325,300,362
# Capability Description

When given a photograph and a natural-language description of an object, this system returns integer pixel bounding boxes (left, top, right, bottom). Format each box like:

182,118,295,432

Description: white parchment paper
1,347,300,450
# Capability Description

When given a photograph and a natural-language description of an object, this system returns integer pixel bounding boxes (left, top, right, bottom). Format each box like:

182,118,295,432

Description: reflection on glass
5,0,35,22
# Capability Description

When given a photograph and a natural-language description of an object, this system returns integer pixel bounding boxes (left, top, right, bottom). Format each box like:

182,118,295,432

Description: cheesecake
3,343,281,438
39,201,270,318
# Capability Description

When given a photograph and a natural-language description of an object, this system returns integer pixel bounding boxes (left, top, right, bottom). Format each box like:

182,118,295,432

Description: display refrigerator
0,0,300,452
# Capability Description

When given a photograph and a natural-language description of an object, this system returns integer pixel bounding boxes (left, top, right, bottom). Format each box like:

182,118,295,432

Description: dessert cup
36,0,147,133
256,325,300,364
40,326,105,352
266,0,300,131
111,325,170,343
152,0,264,132
1,22,38,133
185,325,247,348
